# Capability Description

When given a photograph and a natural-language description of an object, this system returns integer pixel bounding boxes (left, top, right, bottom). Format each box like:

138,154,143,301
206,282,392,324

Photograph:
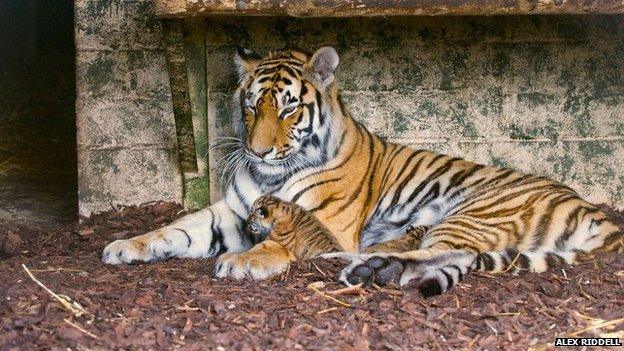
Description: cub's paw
214,241,294,280
340,255,406,286
102,228,191,264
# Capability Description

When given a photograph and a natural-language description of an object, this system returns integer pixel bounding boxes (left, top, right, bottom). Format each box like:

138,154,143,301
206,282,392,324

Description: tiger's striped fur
102,46,623,296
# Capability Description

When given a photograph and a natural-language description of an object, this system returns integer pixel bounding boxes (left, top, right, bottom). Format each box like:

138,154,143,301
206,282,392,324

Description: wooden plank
156,0,624,17
182,18,211,208
162,20,198,173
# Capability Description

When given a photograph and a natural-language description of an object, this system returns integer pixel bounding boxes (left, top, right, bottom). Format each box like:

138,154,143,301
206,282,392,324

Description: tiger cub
245,195,342,259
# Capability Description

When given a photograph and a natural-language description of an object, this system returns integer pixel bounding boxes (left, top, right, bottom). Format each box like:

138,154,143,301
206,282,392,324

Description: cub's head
245,195,283,243
232,46,342,177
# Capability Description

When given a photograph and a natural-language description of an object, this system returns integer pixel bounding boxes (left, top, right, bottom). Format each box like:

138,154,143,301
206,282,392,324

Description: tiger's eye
256,206,268,218
245,100,256,114
280,105,297,119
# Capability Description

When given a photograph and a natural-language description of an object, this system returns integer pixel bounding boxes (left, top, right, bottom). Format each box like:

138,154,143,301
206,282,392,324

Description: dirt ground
1,202,623,350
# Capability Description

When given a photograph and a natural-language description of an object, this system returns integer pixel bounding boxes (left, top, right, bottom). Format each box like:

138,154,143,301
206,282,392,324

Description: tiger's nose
250,146,273,158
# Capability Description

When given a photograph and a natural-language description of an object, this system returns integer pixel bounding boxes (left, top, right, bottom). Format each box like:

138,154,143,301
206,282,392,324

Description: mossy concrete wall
205,16,624,207
75,0,182,216
75,0,624,215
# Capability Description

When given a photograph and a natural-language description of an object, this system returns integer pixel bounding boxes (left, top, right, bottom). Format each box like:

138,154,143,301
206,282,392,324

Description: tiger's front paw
214,240,295,280
102,239,154,264
102,228,191,264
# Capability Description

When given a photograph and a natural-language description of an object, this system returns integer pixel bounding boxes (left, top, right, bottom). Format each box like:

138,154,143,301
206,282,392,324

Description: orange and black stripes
232,47,623,294
246,196,342,260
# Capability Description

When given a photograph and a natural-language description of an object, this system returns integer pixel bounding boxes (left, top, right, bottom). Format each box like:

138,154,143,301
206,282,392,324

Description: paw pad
346,257,404,286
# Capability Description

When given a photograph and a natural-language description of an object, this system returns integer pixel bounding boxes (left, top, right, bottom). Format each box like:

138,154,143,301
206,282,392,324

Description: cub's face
245,196,280,243
233,47,340,176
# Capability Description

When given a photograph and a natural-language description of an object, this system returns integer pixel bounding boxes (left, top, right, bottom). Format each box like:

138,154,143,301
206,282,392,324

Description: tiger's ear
234,47,262,80
306,46,339,87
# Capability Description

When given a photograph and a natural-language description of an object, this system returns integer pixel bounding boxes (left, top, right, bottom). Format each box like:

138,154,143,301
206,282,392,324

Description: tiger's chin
252,161,290,177
249,155,302,177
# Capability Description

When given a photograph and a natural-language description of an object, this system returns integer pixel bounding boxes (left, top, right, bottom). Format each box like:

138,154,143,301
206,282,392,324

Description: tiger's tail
473,248,579,274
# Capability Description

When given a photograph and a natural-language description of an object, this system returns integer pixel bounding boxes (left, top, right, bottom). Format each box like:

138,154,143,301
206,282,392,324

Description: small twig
176,306,201,312
41,222,76,244
22,264,87,317
317,307,338,315
29,268,87,274
326,284,364,296
311,262,326,276
577,281,594,300
569,317,624,337
379,287,404,296
484,320,498,335
308,285,351,308
496,312,521,317
63,318,99,339
503,251,522,273
282,264,291,282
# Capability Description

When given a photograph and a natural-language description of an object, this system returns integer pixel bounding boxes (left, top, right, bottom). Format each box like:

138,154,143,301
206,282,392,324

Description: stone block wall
75,0,624,214
75,0,182,216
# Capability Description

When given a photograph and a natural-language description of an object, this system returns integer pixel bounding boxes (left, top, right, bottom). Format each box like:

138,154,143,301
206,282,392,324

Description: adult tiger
102,46,623,296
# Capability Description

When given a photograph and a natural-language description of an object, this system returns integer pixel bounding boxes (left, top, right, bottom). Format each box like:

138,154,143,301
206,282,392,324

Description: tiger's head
231,46,344,177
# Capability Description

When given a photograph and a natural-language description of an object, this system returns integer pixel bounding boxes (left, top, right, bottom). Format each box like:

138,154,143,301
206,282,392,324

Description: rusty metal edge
155,0,624,18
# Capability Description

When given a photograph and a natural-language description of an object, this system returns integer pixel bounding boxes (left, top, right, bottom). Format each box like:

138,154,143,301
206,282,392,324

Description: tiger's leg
102,199,252,264
339,202,623,296
474,206,623,274
336,222,493,296
102,171,262,264
337,247,477,297
364,226,428,254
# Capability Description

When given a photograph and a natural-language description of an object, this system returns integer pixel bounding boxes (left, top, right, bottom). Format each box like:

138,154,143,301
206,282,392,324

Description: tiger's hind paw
335,252,470,297
340,255,406,286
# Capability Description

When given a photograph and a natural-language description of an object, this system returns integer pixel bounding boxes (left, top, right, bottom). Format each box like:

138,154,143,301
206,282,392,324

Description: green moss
184,175,210,209
393,111,409,133
85,56,114,95
490,51,510,78
579,142,615,158
491,156,511,169
517,92,556,106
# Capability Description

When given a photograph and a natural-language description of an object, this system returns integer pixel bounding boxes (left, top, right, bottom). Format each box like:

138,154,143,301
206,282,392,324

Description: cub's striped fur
102,46,623,296
246,195,342,260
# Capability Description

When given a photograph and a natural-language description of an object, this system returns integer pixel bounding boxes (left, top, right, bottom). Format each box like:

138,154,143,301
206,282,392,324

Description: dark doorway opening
0,1,77,229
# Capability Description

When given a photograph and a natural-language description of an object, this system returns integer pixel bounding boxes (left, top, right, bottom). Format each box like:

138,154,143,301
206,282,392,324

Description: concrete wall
75,0,182,216
75,0,624,214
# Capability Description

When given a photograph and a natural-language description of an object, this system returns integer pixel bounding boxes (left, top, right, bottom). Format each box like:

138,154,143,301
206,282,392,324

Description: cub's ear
233,47,262,80
306,46,339,87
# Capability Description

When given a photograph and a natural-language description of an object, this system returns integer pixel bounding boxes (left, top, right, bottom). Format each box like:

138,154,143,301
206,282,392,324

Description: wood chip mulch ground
1,202,623,350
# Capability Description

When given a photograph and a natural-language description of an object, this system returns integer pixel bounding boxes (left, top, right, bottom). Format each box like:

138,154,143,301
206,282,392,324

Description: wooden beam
155,0,624,18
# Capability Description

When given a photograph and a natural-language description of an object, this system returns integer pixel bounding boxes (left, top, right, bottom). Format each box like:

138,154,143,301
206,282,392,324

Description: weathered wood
162,20,198,173
156,0,187,16
161,18,211,209
182,18,211,208
156,0,624,17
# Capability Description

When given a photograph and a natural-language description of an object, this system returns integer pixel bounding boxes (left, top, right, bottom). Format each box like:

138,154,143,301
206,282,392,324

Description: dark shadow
0,0,77,229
